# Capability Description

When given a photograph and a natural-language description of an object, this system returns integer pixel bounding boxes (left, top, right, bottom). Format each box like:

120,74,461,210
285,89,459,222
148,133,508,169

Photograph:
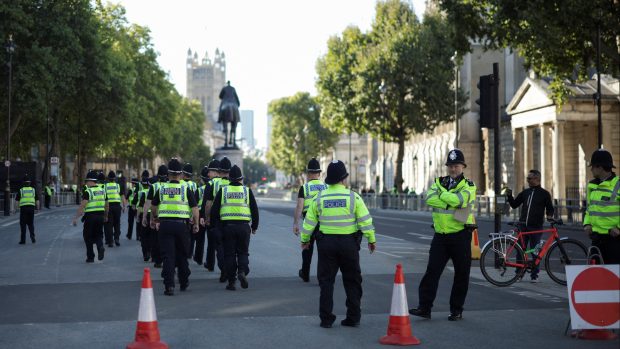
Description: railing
0,192,18,215
361,193,585,225
51,192,80,207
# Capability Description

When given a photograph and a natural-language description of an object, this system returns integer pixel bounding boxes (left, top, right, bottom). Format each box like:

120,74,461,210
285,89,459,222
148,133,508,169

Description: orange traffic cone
471,228,481,260
380,264,421,346
127,268,168,349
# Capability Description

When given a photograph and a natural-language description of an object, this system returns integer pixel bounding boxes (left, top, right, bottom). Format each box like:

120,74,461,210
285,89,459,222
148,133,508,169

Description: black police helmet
307,158,321,173
141,170,150,179
167,158,183,174
157,165,168,177
445,149,467,167
85,170,99,182
208,159,220,171
131,177,139,184
97,172,106,182
219,157,231,172
200,166,209,179
229,165,243,182
325,160,349,185
107,170,116,179
23,175,31,184
183,163,193,176
589,149,615,168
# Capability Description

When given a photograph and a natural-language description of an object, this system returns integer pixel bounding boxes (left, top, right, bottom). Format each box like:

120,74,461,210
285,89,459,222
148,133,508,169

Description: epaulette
588,178,601,185
466,179,475,186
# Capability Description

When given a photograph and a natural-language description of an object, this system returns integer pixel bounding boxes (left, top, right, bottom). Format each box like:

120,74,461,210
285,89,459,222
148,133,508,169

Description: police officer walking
16,175,39,244
72,170,108,263
205,157,232,282
125,177,139,240
201,159,225,272
409,149,476,321
44,180,54,209
584,149,620,265
151,158,200,296
104,171,123,247
191,165,210,266
293,158,326,282
210,165,259,290
301,160,376,328
144,165,168,268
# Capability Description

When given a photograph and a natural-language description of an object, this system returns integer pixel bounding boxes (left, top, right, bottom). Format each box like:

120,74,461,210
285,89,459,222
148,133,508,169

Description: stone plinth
213,147,244,171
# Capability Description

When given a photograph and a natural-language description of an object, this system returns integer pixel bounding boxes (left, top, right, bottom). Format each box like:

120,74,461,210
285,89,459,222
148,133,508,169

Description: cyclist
584,149,620,265
506,169,554,282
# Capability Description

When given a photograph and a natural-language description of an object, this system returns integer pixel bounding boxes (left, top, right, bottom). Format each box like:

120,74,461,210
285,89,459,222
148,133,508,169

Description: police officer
125,178,140,240
409,149,476,321
104,171,123,247
191,165,209,266
301,160,376,328
15,175,39,244
210,165,259,290
44,180,54,209
131,170,150,243
584,149,620,265
144,165,168,268
72,170,108,263
205,157,231,282
151,158,200,296
97,172,106,189
293,158,327,282
133,176,152,262
201,159,225,272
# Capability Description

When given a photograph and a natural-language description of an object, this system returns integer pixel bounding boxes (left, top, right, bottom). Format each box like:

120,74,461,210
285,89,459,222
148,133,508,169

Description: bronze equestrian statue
218,81,240,148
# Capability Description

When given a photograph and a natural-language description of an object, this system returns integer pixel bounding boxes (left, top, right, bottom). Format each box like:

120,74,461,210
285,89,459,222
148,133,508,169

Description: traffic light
261,177,267,181
476,74,495,129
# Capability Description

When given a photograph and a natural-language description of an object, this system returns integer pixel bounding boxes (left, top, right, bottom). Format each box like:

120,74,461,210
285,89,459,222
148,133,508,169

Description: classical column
552,121,566,199
539,123,547,188
523,127,533,186
513,128,523,191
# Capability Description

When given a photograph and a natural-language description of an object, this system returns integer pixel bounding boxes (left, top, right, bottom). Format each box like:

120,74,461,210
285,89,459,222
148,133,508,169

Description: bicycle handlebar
507,218,563,228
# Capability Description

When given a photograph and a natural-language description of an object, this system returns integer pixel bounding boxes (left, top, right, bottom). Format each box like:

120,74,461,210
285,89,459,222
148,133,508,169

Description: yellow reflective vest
425,176,476,233
584,175,620,234
220,185,251,221
19,187,36,207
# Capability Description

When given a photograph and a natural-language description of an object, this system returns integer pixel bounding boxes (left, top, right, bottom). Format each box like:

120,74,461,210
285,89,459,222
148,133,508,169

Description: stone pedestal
213,147,244,171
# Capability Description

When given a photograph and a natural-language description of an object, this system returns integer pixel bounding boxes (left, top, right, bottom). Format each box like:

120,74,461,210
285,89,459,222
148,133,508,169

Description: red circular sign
570,267,620,326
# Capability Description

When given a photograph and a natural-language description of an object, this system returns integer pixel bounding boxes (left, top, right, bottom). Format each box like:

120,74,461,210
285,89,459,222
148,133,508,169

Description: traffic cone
127,268,168,349
471,227,481,260
380,264,421,346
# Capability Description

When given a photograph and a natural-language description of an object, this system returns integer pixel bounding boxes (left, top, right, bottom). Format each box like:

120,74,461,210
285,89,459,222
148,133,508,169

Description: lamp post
354,156,359,189
451,52,459,148
379,80,387,193
4,35,15,216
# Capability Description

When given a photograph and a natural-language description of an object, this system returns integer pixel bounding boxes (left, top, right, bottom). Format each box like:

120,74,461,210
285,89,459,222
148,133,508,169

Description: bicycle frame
505,226,559,269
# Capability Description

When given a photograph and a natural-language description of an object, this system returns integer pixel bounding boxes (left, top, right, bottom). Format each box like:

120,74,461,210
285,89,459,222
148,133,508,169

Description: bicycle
480,219,588,286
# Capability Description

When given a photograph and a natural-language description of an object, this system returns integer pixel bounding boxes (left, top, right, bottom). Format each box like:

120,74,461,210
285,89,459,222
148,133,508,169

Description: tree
266,92,338,181
438,0,620,105
242,155,272,185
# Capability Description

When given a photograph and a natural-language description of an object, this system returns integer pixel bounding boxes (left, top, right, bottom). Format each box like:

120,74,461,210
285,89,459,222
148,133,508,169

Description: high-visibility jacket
213,178,230,197
105,182,121,203
45,185,53,196
157,182,191,219
301,184,375,243
84,186,106,213
137,187,149,215
302,179,327,214
19,187,36,207
220,185,251,221
425,176,476,233
181,179,197,194
198,184,206,207
584,175,620,235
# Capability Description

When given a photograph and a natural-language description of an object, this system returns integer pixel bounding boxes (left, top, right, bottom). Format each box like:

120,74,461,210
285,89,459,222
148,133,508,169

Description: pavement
0,200,617,349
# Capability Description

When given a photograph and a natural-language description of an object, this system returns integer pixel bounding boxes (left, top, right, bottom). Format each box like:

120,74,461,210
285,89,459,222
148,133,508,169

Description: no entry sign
566,265,620,329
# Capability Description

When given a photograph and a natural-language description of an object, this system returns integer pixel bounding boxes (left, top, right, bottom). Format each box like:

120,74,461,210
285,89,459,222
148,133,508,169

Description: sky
118,0,426,149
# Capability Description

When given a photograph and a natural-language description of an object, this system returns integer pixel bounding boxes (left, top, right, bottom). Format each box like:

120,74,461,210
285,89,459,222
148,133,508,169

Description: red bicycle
480,219,588,286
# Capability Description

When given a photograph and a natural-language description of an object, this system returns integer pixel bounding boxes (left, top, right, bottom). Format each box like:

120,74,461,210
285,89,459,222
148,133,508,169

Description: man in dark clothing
125,178,139,240
506,169,554,282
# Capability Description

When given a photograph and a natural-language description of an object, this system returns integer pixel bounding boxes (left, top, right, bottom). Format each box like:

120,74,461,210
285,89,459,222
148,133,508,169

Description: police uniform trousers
138,213,151,261
19,206,36,243
222,222,251,282
591,233,620,265
316,232,363,323
300,223,320,279
83,212,105,260
104,203,122,244
126,207,136,239
418,229,472,314
190,222,206,265
44,194,51,209
159,219,191,289
205,226,225,271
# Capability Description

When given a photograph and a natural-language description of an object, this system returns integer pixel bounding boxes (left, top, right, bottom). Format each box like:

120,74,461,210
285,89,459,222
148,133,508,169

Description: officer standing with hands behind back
301,160,376,328
16,175,39,244
72,170,109,263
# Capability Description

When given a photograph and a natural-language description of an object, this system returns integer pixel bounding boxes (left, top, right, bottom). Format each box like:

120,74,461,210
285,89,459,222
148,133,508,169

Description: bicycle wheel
544,238,588,285
480,237,525,286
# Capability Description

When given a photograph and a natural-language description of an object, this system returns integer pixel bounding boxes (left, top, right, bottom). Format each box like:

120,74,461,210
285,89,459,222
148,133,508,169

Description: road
0,199,616,349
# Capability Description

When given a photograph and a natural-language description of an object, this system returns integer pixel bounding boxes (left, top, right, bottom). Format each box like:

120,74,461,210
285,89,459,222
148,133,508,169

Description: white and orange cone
127,268,169,349
380,264,421,346
471,217,481,260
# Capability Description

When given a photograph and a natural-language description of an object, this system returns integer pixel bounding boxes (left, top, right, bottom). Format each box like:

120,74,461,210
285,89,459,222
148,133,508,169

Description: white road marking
376,251,402,258
373,215,432,225
375,233,405,241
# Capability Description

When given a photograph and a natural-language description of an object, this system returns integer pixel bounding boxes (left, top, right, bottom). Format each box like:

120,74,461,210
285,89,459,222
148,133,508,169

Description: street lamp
379,80,387,193
354,156,359,189
4,34,15,216
451,52,459,148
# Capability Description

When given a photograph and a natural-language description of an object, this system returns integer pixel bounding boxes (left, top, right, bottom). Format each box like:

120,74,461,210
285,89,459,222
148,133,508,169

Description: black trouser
222,222,251,283
83,213,105,260
418,229,472,314
149,214,161,264
592,233,620,265
104,203,122,244
301,225,320,278
19,206,35,243
205,226,224,271
44,195,51,209
191,223,206,265
159,219,191,289
316,232,363,323
138,213,151,261
127,207,136,239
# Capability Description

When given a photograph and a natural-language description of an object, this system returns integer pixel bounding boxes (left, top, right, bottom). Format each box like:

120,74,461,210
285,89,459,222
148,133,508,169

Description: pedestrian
104,171,123,247
293,158,327,282
409,149,476,321
210,165,259,290
44,180,54,209
584,149,620,265
133,176,152,262
301,160,376,328
72,170,108,263
191,165,209,266
506,169,554,282
125,177,140,240
205,156,232,283
16,175,39,244
151,158,200,296
200,159,225,273
144,165,168,268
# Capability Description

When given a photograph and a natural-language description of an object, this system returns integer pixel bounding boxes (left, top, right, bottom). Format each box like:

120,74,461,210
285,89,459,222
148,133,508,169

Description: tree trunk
395,135,405,192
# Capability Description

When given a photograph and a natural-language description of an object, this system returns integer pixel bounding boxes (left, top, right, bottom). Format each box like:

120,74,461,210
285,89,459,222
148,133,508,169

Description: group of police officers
15,147,620,328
